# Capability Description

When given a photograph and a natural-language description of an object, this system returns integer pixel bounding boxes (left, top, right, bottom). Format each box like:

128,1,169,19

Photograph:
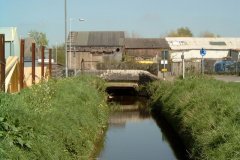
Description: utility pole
65,0,68,77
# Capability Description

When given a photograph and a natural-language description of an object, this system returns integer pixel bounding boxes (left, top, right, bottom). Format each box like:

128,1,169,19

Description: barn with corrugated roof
67,31,124,70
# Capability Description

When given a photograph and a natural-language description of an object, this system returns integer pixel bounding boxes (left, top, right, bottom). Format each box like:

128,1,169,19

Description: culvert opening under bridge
106,86,138,96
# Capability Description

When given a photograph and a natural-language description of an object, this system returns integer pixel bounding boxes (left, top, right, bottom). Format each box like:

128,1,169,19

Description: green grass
149,76,240,160
0,76,109,159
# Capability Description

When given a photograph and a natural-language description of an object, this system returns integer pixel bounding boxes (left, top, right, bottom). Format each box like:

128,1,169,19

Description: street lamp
69,18,84,74
64,0,67,77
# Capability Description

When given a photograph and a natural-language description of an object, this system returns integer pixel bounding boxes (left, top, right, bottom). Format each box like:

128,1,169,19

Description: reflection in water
98,96,187,160
109,111,149,128
108,95,147,111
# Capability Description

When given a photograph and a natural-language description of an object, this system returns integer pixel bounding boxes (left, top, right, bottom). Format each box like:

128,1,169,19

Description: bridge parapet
80,69,159,85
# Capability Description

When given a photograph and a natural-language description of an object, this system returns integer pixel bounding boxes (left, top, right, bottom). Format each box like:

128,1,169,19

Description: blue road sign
200,48,206,56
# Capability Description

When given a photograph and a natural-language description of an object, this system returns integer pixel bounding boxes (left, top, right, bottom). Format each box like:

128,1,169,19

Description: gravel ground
213,75,240,82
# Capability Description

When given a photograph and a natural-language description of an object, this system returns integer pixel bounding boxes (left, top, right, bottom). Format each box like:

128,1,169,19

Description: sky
1,0,240,46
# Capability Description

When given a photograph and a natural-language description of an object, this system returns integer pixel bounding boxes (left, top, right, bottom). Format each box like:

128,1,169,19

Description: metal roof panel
69,31,125,46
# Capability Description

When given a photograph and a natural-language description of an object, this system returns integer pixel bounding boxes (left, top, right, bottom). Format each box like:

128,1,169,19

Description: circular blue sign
200,48,206,56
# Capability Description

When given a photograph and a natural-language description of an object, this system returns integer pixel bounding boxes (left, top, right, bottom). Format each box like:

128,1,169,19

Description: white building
166,37,240,62
0,27,20,58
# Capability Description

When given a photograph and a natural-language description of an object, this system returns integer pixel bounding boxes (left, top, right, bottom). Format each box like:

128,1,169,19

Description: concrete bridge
80,69,159,88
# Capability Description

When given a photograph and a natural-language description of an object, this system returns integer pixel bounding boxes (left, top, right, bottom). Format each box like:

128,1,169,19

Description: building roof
125,38,169,49
166,37,240,50
0,27,18,41
69,31,125,47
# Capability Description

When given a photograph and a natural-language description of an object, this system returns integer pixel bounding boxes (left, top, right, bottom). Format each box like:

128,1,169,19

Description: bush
0,76,109,159
149,76,240,159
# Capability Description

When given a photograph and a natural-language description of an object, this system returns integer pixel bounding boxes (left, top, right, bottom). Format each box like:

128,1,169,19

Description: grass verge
148,76,240,160
0,76,109,159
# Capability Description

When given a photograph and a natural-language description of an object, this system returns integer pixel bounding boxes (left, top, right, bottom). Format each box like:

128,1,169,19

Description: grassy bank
0,76,109,159
149,76,240,159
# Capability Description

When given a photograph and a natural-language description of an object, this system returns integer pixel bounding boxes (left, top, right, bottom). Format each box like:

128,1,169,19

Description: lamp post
69,18,84,73
64,0,68,77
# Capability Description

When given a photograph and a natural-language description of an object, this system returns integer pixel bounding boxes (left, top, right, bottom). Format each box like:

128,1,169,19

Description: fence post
41,46,44,79
0,34,5,92
49,48,52,77
20,39,24,90
32,43,36,84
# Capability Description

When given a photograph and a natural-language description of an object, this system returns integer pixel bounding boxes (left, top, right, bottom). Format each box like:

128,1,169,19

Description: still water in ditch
97,94,187,160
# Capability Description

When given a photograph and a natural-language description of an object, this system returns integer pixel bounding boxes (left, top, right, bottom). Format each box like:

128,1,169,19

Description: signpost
200,48,206,74
181,51,185,79
162,50,168,80
161,68,167,72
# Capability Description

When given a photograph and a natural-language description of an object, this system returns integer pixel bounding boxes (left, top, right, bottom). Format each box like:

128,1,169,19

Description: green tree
28,30,49,46
200,31,220,37
167,27,193,37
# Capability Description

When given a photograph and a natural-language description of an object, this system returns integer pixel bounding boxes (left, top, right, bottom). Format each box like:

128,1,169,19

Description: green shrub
149,76,240,160
0,76,109,159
